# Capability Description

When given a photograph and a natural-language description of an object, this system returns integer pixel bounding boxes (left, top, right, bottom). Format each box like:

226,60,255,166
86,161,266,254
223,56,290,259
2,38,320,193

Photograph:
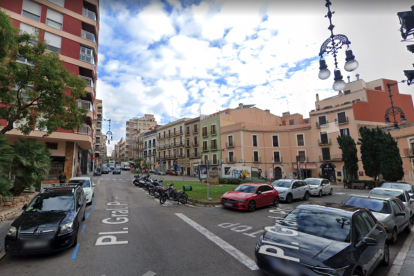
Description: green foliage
134,158,143,169
219,178,242,184
0,10,87,136
359,127,382,181
337,135,358,179
379,132,404,181
9,138,51,196
0,133,14,198
219,178,228,184
241,178,268,184
0,6,18,62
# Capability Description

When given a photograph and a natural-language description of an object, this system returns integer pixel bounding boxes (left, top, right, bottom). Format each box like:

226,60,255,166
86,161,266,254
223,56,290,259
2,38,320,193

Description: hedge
219,177,268,185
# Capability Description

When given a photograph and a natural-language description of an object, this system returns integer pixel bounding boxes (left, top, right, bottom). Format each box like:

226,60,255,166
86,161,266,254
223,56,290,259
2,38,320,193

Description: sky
97,0,414,154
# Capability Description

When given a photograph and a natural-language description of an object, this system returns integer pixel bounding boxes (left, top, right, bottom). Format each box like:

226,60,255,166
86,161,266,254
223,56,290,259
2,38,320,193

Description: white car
369,187,414,217
305,178,333,197
270,179,310,204
65,177,96,204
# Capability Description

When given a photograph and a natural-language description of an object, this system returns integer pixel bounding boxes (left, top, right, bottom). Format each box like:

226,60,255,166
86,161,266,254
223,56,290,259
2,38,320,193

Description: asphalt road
0,173,410,276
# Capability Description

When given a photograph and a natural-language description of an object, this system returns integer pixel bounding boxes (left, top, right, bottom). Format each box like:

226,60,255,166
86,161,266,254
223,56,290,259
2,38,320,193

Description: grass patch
162,180,238,202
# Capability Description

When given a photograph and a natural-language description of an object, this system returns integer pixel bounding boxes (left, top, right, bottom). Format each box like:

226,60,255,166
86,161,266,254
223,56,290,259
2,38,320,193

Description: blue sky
97,0,414,154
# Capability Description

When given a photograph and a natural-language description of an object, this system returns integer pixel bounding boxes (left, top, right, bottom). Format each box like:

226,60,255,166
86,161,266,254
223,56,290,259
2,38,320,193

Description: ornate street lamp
398,6,414,40
384,82,407,131
93,118,113,144
318,0,359,91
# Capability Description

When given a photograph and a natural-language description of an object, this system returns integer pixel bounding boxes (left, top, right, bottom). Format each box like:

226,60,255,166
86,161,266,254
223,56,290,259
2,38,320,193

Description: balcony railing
210,130,217,136
335,117,349,125
193,129,198,134
226,142,235,148
190,152,200,158
82,8,96,21
273,157,283,163
79,75,94,88
202,146,209,152
185,132,190,136
77,99,93,112
297,156,308,162
316,121,329,128
185,142,191,148
319,154,342,162
318,139,331,146
76,125,92,135
192,141,199,147
404,148,414,156
226,157,236,163
252,157,261,163
210,145,218,151
202,131,208,137
81,29,96,43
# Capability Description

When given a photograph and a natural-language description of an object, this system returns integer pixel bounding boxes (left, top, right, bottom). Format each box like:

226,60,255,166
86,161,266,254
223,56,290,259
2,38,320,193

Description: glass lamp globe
333,80,346,91
344,59,359,72
318,69,331,80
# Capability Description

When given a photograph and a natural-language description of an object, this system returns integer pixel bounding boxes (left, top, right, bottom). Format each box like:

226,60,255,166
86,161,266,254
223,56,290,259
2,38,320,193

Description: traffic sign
177,158,190,167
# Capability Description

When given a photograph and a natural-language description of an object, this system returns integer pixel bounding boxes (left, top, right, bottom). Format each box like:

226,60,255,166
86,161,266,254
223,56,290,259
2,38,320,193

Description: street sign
177,158,190,167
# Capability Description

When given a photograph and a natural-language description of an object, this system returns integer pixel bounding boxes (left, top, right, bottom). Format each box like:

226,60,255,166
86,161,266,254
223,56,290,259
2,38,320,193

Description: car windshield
381,183,413,193
233,185,257,193
305,179,320,186
280,207,351,242
345,197,391,214
370,189,406,202
66,179,90,188
26,195,74,212
271,180,292,188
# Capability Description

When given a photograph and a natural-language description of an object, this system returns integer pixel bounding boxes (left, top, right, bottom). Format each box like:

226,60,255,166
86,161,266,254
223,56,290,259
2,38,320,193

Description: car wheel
382,242,390,266
405,216,413,233
286,194,293,204
248,201,256,212
72,230,78,248
391,228,398,245
329,189,333,195
273,197,279,207
318,190,322,197
303,191,310,201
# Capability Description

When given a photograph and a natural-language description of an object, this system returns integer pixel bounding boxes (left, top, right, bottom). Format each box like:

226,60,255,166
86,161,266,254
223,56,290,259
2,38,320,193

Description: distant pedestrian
59,171,67,184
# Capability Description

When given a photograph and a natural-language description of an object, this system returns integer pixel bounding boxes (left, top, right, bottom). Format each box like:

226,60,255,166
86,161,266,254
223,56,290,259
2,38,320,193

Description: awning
293,162,317,169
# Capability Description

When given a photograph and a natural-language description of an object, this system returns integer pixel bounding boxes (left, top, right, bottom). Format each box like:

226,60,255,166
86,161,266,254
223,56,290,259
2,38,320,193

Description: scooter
93,169,101,176
159,183,189,205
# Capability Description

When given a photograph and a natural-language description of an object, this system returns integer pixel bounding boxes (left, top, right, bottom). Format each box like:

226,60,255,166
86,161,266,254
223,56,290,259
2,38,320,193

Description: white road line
335,192,345,195
175,213,259,271
142,272,156,276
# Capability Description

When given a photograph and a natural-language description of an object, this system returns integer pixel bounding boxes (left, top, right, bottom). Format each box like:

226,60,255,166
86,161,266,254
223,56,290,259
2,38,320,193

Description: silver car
344,195,411,244
369,187,414,218
270,179,310,204
304,178,333,197
380,182,414,198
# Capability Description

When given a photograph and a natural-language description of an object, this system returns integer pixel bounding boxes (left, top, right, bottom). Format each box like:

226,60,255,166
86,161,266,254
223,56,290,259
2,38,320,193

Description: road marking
388,224,414,276
86,213,90,219
81,224,86,233
98,179,101,186
175,213,259,271
142,272,156,276
71,244,80,259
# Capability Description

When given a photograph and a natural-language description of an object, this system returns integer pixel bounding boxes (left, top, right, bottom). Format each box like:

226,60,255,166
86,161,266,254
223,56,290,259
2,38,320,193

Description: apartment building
114,143,119,163
156,118,188,173
125,114,157,161
93,98,102,167
184,117,201,176
1,0,99,182
143,129,157,169
100,134,107,164
220,78,414,183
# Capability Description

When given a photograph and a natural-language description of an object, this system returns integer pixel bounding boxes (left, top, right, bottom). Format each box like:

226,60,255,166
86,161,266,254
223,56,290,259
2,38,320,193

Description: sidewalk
388,225,414,276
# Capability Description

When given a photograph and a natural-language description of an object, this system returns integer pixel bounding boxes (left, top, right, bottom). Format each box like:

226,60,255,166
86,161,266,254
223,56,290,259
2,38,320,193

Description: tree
379,132,404,181
0,133,14,197
337,135,358,179
359,127,382,181
0,10,87,136
9,138,51,196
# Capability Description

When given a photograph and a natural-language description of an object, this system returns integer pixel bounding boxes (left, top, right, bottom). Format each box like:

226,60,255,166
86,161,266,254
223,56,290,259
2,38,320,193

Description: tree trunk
0,122,14,134
9,180,26,197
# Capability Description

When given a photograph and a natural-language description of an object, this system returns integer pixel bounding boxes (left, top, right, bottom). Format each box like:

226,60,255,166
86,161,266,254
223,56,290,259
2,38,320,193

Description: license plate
23,240,49,249
224,203,233,207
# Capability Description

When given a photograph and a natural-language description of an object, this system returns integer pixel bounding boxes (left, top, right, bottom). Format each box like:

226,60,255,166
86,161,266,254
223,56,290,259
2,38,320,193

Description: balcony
166,154,174,160
94,145,100,151
316,121,329,128
185,132,190,136
190,152,200,159
202,146,209,152
252,157,261,163
210,131,217,136
210,145,218,151
297,156,308,162
226,142,235,148
79,75,94,89
167,144,172,148
185,142,191,148
192,141,199,147
202,131,208,138
78,99,93,113
81,29,96,43
273,157,283,163
226,157,237,164
193,129,198,134
318,139,331,146
80,46,95,65
335,117,349,125
404,148,414,156
83,8,96,21
94,139,101,144
76,125,92,135
319,154,342,162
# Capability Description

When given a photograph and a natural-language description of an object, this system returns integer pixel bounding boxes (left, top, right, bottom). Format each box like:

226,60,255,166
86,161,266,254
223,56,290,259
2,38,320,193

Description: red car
220,183,279,212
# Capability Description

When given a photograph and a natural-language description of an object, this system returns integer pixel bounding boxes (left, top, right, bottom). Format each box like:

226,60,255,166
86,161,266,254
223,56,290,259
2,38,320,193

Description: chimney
239,103,243,109
347,76,350,83
316,94,319,102
356,73,360,80
264,109,270,113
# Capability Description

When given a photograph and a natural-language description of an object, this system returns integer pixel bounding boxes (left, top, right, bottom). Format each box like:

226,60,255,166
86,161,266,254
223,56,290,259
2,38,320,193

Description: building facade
143,129,157,169
200,114,222,173
184,117,201,176
125,114,157,161
1,0,100,183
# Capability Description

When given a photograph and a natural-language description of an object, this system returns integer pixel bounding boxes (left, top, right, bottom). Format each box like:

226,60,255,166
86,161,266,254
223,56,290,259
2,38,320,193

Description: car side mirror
410,199,414,203
257,191,262,195
92,183,96,187
361,237,378,246
22,204,27,210
396,212,406,217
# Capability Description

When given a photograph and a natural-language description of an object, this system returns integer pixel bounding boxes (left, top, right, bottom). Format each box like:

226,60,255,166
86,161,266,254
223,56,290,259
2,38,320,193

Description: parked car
155,170,166,175
220,183,279,212
344,195,411,244
113,168,121,175
149,169,157,173
102,167,110,174
369,187,414,218
305,178,333,197
65,177,96,204
255,202,389,276
166,170,178,176
380,182,414,198
270,179,310,204
5,186,87,255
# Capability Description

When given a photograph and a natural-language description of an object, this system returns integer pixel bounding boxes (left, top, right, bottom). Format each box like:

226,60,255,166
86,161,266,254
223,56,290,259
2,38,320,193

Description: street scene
2,0,414,276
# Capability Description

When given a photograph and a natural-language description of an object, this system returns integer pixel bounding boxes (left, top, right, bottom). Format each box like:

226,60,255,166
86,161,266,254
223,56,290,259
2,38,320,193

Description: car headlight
85,191,91,195
6,226,17,238
59,222,74,235
312,266,349,276
278,191,286,194
381,222,388,229
255,235,263,250
238,199,247,203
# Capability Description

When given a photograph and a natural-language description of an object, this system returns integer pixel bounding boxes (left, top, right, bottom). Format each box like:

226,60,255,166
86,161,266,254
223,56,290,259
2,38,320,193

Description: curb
387,224,414,276
187,198,220,207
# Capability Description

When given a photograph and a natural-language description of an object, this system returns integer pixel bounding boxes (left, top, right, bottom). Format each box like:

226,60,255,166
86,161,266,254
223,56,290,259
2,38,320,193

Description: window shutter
48,0,65,7
20,23,37,35
47,8,63,23
23,0,42,16
44,32,62,48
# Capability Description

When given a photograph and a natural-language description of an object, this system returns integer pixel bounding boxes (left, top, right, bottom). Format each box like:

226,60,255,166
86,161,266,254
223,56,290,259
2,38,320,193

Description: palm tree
0,134,14,198
9,138,51,196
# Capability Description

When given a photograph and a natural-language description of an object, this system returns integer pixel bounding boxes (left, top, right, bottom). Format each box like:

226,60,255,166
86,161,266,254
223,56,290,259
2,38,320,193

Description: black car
5,186,87,255
113,168,121,174
102,167,110,174
255,202,388,276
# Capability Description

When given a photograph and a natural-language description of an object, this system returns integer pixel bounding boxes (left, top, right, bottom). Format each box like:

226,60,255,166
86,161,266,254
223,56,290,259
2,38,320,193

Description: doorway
187,167,190,176
274,167,282,180
320,163,336,182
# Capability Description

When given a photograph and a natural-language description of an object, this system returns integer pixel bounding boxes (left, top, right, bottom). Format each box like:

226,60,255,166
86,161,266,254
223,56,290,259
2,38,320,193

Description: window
194,148,198,156
186,127,189,134
272,135,279,147
204,155,208,164
174,128,176,135
159,133,161,139
354,214,369,243
273,152,280,162
80,46,95,64
298,151,306,161
173,138,176,145
212,154,217,165
186,149,190,157
48,0,65,7
318,116,327,126
253,151,259,162
44,32,61,54
289,119,294,125
19,23,38,40
229,152,234,162
203,127,208,137
46,8,63,30
252,135,258,147
228,136,233,147
340,128,349,136
211,139,217,150
194,137,198,144
337,112,347,124
297,134,304,146
211,125,216,135
322,148,330,161
180,136,183,144
186,139,190,146
180,126,183,133
203,141,208,151
391,200,402,214
320,132,328,144
45,142,58,150
22,0,41,22
194,124,198,133
47,160,64,180
361,212,376,230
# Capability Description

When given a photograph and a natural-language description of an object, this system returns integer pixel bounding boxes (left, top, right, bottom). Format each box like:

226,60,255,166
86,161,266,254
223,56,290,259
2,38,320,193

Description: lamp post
318,0,359,91
384,82,407,131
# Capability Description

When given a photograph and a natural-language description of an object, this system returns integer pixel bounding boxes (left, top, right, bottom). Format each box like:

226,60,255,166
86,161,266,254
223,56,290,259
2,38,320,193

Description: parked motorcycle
148,179,164,197
159,183,190,205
